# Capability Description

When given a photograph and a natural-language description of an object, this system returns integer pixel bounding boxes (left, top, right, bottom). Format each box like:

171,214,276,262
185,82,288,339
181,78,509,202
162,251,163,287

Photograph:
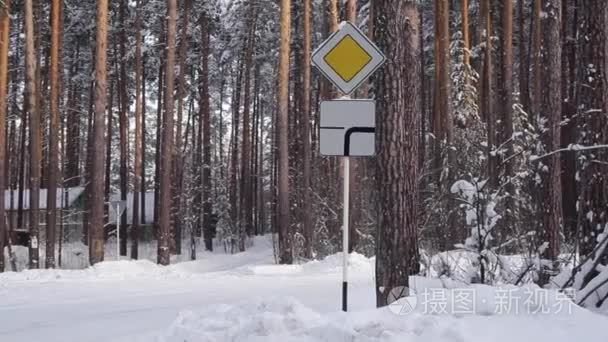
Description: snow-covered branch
530,144,608,161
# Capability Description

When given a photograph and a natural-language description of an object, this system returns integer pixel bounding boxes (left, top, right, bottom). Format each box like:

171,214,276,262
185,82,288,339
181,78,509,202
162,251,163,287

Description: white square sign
320,100,376,157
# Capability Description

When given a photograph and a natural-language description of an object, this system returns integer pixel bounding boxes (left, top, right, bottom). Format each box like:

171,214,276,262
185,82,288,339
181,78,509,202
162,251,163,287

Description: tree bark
497,0,515,237
277,0,292,264
532,0,542,117
118,0,129,257
540,0,562,263
301,0,313,259
240,8,257,250
158,0,177,265
518,0,531,114
481,0,495,185
172,0,191,255
345,0,356,23
560,0,578,240
89,0,109,265
25,0,41,269
46,0,61,268
374,0,421,307
433,0,453,249
154,54,163,234
461,0,470,65
66,45,81,188
131,0,143,260
0,0,9,272
199,13,212,252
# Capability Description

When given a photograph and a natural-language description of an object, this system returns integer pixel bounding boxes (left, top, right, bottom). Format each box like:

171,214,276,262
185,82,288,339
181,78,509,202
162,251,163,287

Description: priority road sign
312,21,385,95
312,21,385,314
320,100,375,157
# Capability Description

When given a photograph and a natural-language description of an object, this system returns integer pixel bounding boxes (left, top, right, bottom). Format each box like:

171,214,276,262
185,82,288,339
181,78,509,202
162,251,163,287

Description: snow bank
245,252,374,277
158,293,608,342
0,259,177,282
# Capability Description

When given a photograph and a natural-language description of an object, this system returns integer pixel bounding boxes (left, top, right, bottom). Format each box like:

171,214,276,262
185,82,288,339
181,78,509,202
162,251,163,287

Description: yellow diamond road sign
312,21,385,95
324,35,372,82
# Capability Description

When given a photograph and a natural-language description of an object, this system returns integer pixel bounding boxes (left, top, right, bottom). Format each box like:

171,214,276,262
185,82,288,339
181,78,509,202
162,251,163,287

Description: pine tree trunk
518,0,531,114
461,0,470,65
46,0,61,268
25,0,41,269
199,13,212,252
17,100,26,234
481,0,495,185
172,0,191,255
277,0,292,264
89,0,109,265
433,0,453,249
374,0,421,307
154,57,163,235
66,45,81,188
0,0,9,272
118,0,129,257
560,0,578,240
532,0,542,116
230,58,244,248
344,0,361,253
158,0,177,265
539,0,562,264
104,80,113,202
345,0,356,22
301,0,313,259
240,9,256,250
497,0,515,240
131,0,143,260
141,53,147,232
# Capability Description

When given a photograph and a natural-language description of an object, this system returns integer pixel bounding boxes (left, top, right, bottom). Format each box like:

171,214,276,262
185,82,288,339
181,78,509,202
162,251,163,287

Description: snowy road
0,241,375,342
1,239,607,342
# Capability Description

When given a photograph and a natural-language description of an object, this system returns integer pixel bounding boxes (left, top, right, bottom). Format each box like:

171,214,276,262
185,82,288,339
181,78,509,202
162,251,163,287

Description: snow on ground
1,236,607,342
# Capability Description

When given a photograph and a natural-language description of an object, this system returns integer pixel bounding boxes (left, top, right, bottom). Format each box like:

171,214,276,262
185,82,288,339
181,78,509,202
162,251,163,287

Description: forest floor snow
1,236,607,342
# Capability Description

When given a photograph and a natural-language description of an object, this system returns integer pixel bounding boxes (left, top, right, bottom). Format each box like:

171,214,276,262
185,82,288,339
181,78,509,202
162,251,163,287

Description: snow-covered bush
554,223,608,312
450,177,501,284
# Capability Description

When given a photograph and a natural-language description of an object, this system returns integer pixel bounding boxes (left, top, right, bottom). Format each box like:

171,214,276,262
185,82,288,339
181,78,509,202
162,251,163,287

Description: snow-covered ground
1,236,607,342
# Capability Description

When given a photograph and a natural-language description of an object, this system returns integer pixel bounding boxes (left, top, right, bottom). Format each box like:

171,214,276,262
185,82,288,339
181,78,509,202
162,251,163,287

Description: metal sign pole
116,202,120,261
342,156,350,312
312,21,385,313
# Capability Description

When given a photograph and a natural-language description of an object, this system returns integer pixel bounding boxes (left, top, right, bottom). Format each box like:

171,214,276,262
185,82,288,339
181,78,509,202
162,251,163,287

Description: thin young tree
172,0,191,255
131,0,143,260
497,0,515,233
461,0,470,66
301,0,313,259
277,0,292,264
433,0,452,249
25,0,41,269
198,12,212,252
240,6,256,250
158,0,177,265
89,0,109,265
46,0,62,268
539,0,562,266
560,0,578,239
578,1,608,256
0,0,9,272
374,0,421,307
345,0,361,253
518,0,530,113
481,0,494,183
118,0,129,257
